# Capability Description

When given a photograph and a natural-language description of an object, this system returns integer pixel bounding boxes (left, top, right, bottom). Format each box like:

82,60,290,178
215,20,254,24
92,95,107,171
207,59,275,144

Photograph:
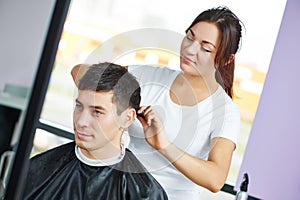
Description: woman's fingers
137,106,155,126
137,106,149,114
137,114,147,127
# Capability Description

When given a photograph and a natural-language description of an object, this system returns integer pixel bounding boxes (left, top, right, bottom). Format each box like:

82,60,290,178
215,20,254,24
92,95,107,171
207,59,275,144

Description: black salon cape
23,142,168,200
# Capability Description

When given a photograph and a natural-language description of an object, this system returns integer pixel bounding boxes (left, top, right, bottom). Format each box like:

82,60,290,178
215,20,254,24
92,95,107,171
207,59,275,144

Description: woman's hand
136,106,170,150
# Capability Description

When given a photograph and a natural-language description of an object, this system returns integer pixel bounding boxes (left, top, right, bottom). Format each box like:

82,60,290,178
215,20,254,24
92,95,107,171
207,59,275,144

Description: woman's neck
169,73,218,106
178,72,218,93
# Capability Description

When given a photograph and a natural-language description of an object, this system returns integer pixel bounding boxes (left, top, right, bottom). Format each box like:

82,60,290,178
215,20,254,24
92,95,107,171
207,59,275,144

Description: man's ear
121,108,136,129
71,64,90,87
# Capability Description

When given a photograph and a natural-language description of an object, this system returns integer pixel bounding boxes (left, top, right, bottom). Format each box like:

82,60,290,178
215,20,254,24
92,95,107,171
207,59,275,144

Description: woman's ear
71,64,90,87
226,54,235,65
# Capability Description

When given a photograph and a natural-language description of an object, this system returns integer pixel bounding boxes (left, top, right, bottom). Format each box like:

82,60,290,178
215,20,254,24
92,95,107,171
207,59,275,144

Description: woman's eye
201,46,212,53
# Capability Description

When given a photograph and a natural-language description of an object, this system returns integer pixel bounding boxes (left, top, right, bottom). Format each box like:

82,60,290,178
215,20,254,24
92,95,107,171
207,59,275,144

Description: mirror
0,0,71,199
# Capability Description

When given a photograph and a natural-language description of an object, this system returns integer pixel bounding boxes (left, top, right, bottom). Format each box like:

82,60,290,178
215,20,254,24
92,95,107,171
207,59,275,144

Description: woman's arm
160,137,235,192
71,63,128,86
137,106,236,193
71,64,90,86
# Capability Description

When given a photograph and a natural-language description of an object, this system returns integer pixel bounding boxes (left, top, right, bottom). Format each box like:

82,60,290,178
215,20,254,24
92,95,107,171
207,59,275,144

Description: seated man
23,62,168,200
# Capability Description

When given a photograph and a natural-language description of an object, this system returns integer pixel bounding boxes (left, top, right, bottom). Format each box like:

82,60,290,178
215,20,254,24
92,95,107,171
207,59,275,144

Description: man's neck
79,142,122,160
75,145,124,167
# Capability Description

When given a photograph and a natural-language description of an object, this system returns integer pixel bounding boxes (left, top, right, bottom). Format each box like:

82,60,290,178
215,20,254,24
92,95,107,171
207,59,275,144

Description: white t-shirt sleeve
210,102,240,145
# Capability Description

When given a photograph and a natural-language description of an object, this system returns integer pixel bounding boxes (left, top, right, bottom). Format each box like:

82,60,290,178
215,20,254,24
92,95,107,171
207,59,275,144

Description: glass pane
31,129,72,157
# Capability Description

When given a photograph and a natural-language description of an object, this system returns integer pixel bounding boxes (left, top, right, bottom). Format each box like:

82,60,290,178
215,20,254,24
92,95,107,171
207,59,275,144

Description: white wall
0,0,56,91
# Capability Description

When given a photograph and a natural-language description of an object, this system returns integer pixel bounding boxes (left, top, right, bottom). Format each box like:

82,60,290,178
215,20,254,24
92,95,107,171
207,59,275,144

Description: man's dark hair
78,62,141,115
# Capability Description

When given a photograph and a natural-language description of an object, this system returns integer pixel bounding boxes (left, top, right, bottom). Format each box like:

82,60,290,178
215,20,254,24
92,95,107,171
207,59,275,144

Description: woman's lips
181,56,195,64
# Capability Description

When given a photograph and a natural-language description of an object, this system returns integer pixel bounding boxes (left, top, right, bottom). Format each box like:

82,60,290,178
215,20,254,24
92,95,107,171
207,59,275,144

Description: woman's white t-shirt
128,65,240,200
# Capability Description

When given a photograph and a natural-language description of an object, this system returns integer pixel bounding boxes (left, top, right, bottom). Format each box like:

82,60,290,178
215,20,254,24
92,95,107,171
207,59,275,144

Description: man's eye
75,103,83,109
186,35,194,41
93,110,102,115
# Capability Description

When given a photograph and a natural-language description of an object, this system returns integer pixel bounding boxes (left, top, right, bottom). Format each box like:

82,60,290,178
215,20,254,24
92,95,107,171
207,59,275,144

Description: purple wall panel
236,0,300,199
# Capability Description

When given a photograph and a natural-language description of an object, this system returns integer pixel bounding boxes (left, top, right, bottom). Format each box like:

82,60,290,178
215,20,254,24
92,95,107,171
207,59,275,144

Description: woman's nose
186,41,200,54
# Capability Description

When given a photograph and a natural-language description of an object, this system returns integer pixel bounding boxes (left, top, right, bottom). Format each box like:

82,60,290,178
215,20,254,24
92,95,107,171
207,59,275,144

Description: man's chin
75,140,87,149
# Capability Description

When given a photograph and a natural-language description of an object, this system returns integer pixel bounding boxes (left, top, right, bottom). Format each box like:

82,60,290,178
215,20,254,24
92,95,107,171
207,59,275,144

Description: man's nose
76,110,91,127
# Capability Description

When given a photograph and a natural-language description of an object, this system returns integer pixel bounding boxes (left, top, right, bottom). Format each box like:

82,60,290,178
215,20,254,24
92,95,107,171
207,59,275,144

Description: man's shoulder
115,149,168,199
30,141,75,166
117,149,147,172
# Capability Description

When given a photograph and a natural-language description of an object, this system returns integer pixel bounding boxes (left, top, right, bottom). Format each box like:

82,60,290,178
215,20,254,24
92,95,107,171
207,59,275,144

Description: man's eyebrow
189,29,216,49
189,29,195,37
75,99,107,111
90,105,107,111
75,99,81,104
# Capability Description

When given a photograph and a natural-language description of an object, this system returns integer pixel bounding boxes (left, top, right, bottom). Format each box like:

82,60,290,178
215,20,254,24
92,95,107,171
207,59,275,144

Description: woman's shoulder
213,85,240,111
128,64,179,84
129,64,178,73
128,64,178,75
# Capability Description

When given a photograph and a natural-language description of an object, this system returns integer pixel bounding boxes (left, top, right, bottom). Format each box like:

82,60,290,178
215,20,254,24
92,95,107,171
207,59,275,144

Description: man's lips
76,131,92,140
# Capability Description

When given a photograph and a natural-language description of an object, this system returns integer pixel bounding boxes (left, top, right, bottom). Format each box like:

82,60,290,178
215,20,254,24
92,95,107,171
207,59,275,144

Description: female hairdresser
127,6,243,200
71,6,243,200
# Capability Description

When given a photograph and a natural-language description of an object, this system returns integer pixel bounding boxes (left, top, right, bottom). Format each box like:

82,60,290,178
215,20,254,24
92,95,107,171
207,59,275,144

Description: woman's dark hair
186,6,243,98
78,62,141,114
